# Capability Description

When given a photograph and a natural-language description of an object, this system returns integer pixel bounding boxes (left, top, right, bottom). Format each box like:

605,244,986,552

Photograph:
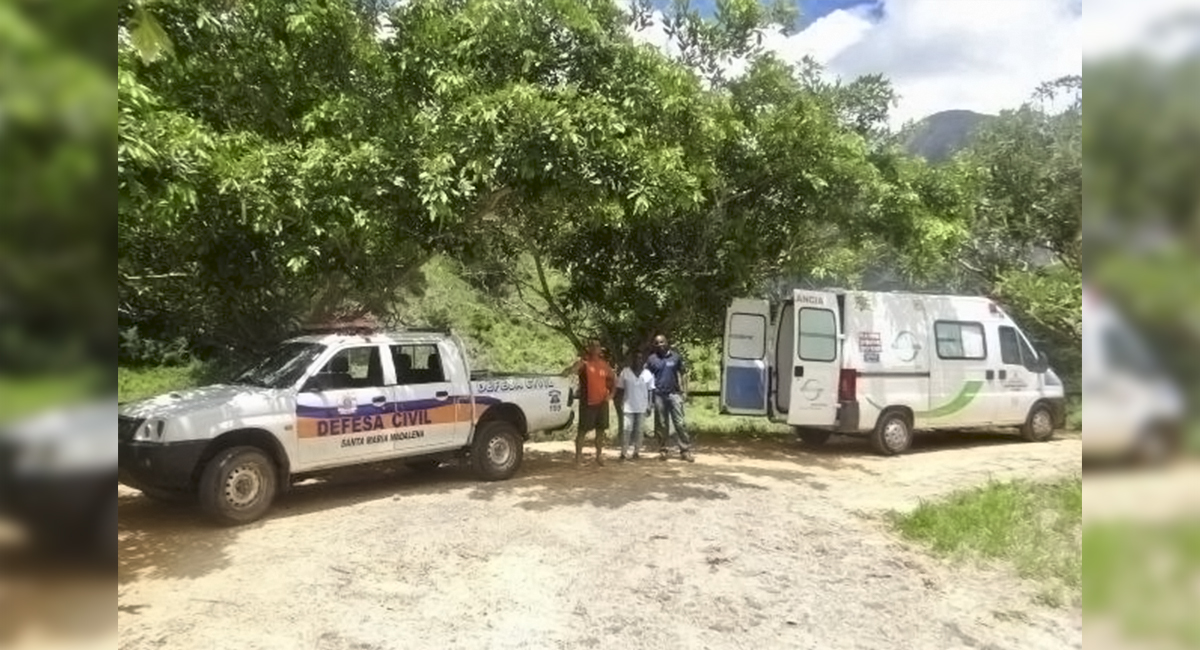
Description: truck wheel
870,410,913,456
1020,403,1056,442
472,420,523,481
198,446,278,525
794,427,831,447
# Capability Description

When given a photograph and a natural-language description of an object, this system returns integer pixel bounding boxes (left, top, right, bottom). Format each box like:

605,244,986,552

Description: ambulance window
797,308,837,362
934,321,986,360
998,326,1022,365
391,344,446,384
728,313,766,359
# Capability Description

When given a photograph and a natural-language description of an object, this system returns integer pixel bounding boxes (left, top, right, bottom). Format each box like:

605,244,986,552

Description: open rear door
721,299,772,416
788,290,841,426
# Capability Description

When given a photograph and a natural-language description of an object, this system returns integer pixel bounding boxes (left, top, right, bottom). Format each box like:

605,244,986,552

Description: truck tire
794,427,831,447
472,420,523,481
1020,403,1056,442
870,410,913,456
198,446,278,525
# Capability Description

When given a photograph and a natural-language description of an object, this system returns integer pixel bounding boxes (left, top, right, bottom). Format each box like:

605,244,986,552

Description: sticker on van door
857,332,882,363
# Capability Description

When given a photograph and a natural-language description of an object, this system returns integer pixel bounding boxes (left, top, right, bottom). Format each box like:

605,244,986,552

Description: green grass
0,370,107,422
118,363,205,403
891,477,1082,606
1084,521,1200,648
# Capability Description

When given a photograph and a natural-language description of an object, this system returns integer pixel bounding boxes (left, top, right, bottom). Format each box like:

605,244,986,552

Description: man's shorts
579,402,610,432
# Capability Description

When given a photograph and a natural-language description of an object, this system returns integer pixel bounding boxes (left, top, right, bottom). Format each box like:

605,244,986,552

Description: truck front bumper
118,439,209,491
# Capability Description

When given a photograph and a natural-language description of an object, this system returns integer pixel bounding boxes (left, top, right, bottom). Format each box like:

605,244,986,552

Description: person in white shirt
615,351,655,461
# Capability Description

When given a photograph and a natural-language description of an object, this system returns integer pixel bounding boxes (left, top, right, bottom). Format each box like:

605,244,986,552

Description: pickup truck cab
118,330,575,524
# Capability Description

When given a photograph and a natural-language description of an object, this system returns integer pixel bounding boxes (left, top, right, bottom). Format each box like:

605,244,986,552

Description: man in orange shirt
562,338,616,467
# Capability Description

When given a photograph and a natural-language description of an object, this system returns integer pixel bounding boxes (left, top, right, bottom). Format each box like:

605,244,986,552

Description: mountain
901,109,993,162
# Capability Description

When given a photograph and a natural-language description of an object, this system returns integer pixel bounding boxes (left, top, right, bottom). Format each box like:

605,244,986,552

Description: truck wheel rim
488,436,513,467
1033,410,1052,437
884,420,908,449
225,464,263,509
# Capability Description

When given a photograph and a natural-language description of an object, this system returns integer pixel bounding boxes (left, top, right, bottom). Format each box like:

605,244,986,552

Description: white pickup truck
118,330,575,524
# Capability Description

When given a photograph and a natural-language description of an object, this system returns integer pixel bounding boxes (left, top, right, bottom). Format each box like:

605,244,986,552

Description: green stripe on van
865,380,984,419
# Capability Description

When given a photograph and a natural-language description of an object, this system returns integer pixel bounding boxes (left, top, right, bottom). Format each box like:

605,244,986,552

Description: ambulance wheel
870,410,913,456
198,446,278,525
794,427,831,447
1020,403,1056,442
472,420,523,481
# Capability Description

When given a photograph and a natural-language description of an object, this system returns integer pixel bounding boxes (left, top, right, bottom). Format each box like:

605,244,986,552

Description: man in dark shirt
645,333,693,462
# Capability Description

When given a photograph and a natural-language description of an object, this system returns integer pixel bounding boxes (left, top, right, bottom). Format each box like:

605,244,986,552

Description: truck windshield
232,342,326,389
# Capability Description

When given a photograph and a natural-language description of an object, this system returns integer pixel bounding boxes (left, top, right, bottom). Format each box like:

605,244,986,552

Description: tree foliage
119,0,977,366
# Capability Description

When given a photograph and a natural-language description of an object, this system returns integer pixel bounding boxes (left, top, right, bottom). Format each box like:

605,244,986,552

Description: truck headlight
132,419,165,442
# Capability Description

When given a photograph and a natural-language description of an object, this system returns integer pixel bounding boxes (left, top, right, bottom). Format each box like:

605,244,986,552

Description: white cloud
625,0,1194,127
790,0,1083,126
629,0,1086,127
1085,0,1200,61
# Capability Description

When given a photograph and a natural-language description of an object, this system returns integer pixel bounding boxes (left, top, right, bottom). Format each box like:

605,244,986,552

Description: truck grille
118,416,144,442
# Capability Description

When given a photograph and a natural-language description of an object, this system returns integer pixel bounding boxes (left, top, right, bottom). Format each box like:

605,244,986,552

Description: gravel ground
118,431,1083,650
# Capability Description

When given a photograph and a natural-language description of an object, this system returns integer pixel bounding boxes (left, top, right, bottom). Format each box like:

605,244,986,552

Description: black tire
870,410,913,456
795,427,831,447
198,446,278,525
140,486,195,504
407,459,442,473
1020,402,1056,442
471,420,523,481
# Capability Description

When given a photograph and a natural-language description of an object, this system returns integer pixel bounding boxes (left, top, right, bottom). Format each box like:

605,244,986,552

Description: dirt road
118,432,1082,650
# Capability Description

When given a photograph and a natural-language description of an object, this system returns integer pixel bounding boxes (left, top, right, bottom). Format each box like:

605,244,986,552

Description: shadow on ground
118,429,1061,586
0,538,114,645
118,436,845,585
694,427,1040,461
464,449,834,511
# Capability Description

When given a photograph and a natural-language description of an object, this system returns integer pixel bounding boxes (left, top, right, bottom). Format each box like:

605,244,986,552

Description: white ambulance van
721,290,1068,455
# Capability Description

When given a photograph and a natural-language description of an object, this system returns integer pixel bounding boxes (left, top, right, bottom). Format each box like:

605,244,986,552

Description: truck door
721,299,771,416
788,290,841,426
388,342,465,452
296,343,396,466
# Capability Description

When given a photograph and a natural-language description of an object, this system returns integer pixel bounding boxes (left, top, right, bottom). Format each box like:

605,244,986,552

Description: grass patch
0,371,107,423
891,477,1082,606
1084,521,1200,648
118,363,204,403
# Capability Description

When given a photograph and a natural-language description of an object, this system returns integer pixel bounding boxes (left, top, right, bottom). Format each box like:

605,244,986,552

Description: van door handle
371,395,387,404
998,370,1007,380
985,370,995,380
793,366,804,378
435,390,450,399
